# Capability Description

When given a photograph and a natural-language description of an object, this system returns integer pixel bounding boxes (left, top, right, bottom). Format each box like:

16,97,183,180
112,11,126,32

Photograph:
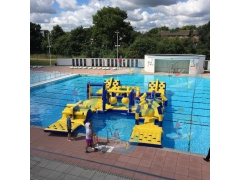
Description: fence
30,71,71,84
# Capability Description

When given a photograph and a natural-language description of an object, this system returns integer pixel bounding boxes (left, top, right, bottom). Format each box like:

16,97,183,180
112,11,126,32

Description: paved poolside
31,127,210,180
30,66,210,180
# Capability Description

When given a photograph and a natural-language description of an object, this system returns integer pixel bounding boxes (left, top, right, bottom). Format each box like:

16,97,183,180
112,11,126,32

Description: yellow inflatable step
129,125,163,145
44,118,85,133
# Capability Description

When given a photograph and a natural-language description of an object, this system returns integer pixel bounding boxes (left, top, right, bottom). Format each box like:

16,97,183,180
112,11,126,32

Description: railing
30,71,71,84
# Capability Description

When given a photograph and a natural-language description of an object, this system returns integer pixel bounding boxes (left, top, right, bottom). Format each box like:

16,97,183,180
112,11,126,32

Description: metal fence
30,71,71,84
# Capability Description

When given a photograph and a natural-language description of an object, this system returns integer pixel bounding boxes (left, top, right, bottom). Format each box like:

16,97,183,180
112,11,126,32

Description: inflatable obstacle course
44,77,167,146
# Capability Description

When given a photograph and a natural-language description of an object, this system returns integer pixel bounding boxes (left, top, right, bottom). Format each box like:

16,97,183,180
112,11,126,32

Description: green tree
159,26,169,31
69,26,90,56
52,33,71,56
129,37,158,58
182,38,197,54
144,27,161,41
157,37,169,54
197,21,210,59
160,38,185,54
146,27,159,35
30,22,43,53
50,25,65,43
170,27,181,32
92,7,134,50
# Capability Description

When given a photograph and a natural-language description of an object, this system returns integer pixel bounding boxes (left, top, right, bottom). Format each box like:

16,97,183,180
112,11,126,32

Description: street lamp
47,33,52,67
115,30,120,69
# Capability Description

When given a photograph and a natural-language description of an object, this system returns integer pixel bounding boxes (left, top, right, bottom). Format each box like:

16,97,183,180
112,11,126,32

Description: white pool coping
30,74,79,88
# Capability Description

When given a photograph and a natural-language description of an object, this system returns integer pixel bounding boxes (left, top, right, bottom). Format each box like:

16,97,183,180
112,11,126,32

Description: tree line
30,7,210,59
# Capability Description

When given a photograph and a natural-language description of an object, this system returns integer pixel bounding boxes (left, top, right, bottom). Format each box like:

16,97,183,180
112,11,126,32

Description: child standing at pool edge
85,119,94,148
67,114,73,141
85,124,98,153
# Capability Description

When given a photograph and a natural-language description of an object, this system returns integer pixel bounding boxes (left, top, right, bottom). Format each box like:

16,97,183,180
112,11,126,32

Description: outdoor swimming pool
30,73,210,155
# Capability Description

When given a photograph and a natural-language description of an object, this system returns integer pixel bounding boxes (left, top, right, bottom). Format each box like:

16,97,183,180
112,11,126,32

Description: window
72,59,75,66
76,59,79,66
135,59,138,67
96,59,98,66
107,59,110,66
92,59,94,66
99,59,102,66
80,59,82,66
84,59,86,66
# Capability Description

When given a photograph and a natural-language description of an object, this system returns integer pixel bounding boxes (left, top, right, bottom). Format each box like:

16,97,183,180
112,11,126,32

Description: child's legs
86,139,91,150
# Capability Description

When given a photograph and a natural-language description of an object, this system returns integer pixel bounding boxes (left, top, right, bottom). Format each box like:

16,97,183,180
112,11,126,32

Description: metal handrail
30,70,71,84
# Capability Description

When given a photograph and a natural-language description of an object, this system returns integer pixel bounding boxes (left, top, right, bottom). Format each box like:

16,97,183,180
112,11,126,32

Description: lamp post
115,30,120,69
47,33,52,67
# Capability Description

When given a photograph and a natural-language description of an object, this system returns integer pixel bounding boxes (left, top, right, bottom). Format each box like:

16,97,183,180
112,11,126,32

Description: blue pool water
30,74,210,155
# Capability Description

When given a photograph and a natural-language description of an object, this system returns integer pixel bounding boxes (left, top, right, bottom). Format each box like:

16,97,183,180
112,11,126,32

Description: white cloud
109,0,179,11
30,13,52,23
152,0,210,17
30,0,56,14
130,0,179,7
56,0,78,10
127,9,143,21
128,0,210,31
30,0,210,32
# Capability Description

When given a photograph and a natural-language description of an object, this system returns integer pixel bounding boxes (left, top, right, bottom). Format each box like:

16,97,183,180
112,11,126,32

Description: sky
30,0,210,32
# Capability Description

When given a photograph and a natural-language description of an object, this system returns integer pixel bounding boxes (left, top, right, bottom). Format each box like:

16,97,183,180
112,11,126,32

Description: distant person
170,63,174,73
203,148,210,162
72,88,78,102
67,114,73,141
113,129,121,144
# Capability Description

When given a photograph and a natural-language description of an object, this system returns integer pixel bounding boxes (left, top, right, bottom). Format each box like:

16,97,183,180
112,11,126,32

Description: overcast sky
30,0,210,32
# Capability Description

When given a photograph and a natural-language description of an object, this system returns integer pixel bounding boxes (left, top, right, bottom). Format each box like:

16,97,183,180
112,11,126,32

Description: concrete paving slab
68,166,85,176
46,170,63,180
79,169,96,179
36,168,52,178
55,163,72,173
90,171,107,180
45,161,61,170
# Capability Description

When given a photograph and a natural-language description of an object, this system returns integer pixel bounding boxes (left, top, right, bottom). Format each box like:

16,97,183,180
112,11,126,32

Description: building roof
192,30,198,35
160,30,190,36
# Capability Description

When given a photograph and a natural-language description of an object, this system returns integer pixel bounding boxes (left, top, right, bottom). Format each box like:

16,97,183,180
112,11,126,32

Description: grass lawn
30,60,56,66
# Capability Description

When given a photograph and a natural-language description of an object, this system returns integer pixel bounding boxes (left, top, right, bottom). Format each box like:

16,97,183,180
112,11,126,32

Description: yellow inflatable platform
44,101,92,133
129,117,163,145
44,77,168,147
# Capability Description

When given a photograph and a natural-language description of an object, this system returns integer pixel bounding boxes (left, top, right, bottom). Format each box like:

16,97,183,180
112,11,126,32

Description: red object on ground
175,72,180,76
93,134,98,144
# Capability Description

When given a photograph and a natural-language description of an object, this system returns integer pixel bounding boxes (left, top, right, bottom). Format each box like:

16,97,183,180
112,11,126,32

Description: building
160,30,199,40
144,54,206,75
56,58,144,68
56,54,207,75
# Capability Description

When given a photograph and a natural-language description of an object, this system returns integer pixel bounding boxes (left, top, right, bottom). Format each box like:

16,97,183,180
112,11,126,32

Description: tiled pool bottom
30,74,210,155
75,113,135,142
